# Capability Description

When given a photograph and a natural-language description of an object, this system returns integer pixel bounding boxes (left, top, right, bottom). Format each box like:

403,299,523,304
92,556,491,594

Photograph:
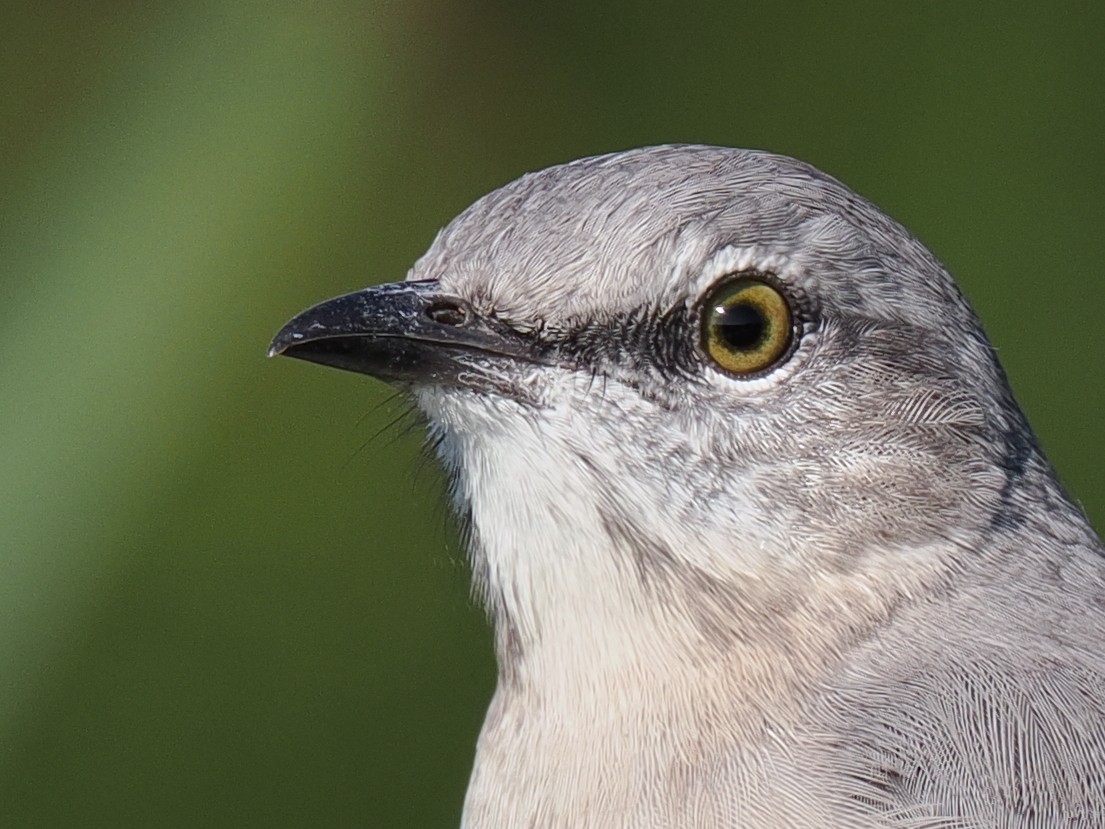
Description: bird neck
444,416,937,716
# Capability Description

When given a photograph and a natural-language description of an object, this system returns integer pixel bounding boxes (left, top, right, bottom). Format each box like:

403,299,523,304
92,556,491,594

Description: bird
269,145,1105,828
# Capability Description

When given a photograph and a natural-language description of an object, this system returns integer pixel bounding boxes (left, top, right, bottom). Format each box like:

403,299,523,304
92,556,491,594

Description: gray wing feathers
813,641,1105,827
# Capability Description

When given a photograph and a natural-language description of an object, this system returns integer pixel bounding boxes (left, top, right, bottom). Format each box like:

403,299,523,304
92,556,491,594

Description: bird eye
700,276,794,375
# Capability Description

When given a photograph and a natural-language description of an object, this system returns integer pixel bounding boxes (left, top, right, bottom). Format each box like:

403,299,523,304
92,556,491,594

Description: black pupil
714,302,766,350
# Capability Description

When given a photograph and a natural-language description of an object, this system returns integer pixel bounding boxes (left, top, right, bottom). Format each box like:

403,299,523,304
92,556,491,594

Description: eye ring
700,274,797,376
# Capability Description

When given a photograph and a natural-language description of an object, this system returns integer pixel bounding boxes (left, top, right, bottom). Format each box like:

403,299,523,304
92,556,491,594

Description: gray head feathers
272,145,1105,828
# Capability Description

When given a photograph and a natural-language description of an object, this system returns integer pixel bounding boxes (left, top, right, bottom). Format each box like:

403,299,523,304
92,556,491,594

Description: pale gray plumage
270,145,1105,828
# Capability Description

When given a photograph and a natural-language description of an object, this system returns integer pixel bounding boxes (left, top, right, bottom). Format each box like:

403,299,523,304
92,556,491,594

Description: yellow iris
701,277,793,375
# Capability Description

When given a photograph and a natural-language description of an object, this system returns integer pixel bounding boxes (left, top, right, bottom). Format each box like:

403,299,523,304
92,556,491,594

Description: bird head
270,146,1050,677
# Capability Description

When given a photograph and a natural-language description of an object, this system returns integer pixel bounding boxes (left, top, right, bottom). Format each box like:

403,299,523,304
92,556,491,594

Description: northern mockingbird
269,146,1105,828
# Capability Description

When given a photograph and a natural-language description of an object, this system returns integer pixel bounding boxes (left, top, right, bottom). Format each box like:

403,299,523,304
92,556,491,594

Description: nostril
426,299,469,327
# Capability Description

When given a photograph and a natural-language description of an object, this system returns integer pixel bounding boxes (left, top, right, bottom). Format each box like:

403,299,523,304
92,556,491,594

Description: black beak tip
267,333,294,359
268,288,385,362
267,324,304,359
269,302,332,359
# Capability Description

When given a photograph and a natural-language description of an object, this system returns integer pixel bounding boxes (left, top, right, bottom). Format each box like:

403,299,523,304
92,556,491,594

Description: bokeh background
2,2,1103,826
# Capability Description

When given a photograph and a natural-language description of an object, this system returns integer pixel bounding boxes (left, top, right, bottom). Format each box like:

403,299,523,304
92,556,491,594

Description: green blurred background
1,2,1103,826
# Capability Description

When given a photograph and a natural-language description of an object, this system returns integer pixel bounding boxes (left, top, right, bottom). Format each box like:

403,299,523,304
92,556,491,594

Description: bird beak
268,280,541,385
